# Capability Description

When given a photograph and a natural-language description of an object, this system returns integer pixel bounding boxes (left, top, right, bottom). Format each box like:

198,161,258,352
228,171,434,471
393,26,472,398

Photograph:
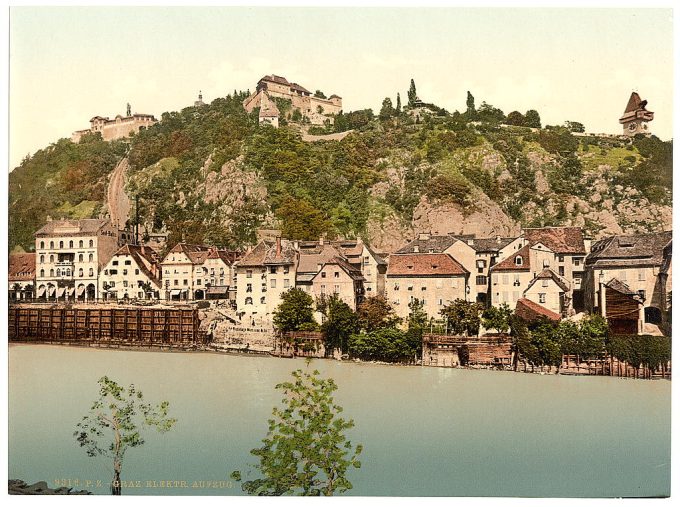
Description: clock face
628,122,637,131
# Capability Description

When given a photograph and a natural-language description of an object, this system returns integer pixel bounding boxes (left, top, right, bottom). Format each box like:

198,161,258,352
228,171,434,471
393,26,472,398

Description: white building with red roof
386,252,470,321
100,244,162,301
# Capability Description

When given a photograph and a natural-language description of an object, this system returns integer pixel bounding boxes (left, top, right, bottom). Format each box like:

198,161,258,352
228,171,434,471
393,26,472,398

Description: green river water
8,344,671,497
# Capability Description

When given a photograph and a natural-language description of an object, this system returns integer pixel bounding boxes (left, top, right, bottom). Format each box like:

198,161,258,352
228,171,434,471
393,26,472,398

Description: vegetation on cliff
8,84,673,253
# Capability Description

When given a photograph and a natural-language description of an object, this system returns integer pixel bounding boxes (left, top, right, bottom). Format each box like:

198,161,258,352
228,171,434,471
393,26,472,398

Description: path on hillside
107,157,131,230
300,129,353,142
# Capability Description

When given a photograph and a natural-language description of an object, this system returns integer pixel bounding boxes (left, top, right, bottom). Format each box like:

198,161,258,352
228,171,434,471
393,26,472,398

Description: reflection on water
8,345,670,497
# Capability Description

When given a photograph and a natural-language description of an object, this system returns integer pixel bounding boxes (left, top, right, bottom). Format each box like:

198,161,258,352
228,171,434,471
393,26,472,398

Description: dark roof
604,278,644,303
465,237,517,253
329,94,341,99
112,244,161,286
315,257,365,282
387,253,468,277
290,82,311,95
238,240,297,267
260,75,290,86
396,235,458,254
526,268,570,292
492,244,531,272
165,243,211,265
515,298,561,322
522,227,586,254
9,253,36,281
586,231,672,269
35,219,112,237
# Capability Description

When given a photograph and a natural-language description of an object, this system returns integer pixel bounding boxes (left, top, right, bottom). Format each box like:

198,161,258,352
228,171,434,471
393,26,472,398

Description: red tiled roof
9,253,35,281
387,253,468,277
492,244,531,271
515,298,561,322
522,227,586,254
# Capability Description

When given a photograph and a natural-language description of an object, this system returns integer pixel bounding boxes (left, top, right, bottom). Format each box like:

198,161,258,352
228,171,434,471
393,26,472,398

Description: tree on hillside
524,110,542,129
395,93,402,115
440,299,483,336
466,91,476,117
317,293,359,354
565,120,585,133
407,79,417,107
476,102,506,124
314,90,327,99
273,288,317,333
232,362,362,495
505,111,525,126
379,98,395,121
356,295,401,332
74,376,176,495
276,197,333,241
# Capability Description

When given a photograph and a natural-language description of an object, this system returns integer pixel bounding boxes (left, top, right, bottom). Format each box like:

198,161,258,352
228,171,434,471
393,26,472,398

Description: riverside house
160,243,211,301
9,253,35,301
99,244,162,301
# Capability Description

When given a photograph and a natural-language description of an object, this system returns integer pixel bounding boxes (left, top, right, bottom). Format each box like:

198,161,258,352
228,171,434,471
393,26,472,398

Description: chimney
496,235,501,242
276,236,282,257
413,245,420,253
319,235,325,246
418,233,430,241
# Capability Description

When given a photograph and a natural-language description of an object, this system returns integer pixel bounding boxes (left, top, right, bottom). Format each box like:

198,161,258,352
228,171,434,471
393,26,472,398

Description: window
183,279,188,286
40,241,45,249
321,272,327,278
394,283,399,290
334,285,340,293
89,254,94,262
79,240,83,248
89,240,94,248
69,240,73,248
539,293,546,303
542,279,549,287
270,279,277,288
407,284,413,291
88,268,94,277
260,297,266,304
110,281,116,288
112,260,119,266
321,284,326,294
269,266,277,274
49,255,54,263
515,256,523,266
246,270,253,279
334,271,340,278
502,274,509,285
574,277,582,287
512,291,519,302
284,279,290,288
438,298,444,306
110,269,118,275
123,269,128,275
124,260,131,266
79,268,84,277
174,280,179,286
59,241,63,249
123,281,128,288
620,271,627,281
637,290,646,300
502,291,508,302
79,254,83,262
421,286,427,291
56,269,61,277
558,266,565,276
197,279,202,286
40,269,44,277
50,241,54,249
363,256,369,265
135,269,139,275
476,275,487,285
558,255,564,263
638,271,646,281
246,283,252,292
245,297,253,305
573,257,582,266
543,259,550,268
40,255,44,263
513,275,520,286
284,266,289,274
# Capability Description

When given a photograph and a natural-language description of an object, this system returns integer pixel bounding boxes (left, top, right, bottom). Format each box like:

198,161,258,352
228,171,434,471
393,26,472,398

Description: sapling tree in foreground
74,376,177,495
232,360,362,495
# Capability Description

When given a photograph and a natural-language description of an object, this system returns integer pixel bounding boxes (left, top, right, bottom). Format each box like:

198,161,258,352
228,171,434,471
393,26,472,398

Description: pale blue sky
9,7,674,169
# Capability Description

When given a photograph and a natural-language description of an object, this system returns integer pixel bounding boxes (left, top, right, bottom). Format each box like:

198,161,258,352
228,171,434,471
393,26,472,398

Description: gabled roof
515,298,561,322
387,253,468,277
314,257,365,282
492,244,531,271
604,278,643,302
35,219,112,237
298,244,343,273
522,227,586,254
525,268,570,293
464,236,517,253
259,75,290,86
207,248,239,265
238,240,297,267
586,231,672,268
164,243,211,265
111,244,161,286
9,253,35,281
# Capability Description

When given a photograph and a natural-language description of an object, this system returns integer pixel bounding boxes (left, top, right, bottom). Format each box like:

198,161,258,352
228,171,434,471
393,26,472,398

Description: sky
8,6,674,170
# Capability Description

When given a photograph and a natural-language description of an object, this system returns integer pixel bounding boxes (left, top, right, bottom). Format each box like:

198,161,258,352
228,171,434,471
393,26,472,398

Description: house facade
99,244,162,301
523,268,571,316
35,219,119,301
9,253,35,300
386,253,469,321
160,243,211,301
309,257,365,312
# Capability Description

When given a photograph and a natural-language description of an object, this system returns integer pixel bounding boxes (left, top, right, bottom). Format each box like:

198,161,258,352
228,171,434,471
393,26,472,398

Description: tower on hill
619,92,654,136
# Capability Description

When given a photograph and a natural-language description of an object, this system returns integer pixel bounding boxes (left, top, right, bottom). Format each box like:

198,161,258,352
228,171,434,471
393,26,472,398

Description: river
8,344,670,497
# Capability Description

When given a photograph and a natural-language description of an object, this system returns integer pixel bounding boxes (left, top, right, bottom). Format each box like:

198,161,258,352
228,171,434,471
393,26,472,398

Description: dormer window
515,256,523,266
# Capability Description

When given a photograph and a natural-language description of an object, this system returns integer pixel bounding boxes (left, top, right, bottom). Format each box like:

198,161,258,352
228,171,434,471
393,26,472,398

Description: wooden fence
8,306,206,348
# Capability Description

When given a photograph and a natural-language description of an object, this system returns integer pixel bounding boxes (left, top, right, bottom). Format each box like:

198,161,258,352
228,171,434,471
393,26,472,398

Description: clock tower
619,92,654,137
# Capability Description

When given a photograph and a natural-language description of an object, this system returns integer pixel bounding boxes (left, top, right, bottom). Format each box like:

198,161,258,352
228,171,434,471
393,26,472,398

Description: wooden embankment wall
8,306,206,349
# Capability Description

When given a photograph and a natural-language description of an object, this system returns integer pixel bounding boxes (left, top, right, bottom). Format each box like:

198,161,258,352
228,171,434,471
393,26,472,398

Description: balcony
55,261,74,267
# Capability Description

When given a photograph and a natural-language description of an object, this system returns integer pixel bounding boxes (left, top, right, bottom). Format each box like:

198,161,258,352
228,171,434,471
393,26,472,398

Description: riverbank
8,341,670,380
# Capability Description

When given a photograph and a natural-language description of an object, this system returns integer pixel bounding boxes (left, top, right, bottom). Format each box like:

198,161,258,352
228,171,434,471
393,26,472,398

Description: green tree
505,111,525,126
395,93,402,115
379,97,394,121
273,288,317,333
565,120,585,133
356,295,401,332
466,91,476,117
481,303,513,333
232,362,362,495
276,197,333,241
314,90,327,99
440,299,483,336
348,328,416,363
74,376,176,495
476,102,506,124
524,109,542,128
407,79,417,107
317,293,359,354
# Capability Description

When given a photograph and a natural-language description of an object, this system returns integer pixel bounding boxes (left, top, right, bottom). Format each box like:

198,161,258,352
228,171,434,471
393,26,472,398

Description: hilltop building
243,74,342,126
619,92,654,137
71,110,157,143
194,91,205,107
